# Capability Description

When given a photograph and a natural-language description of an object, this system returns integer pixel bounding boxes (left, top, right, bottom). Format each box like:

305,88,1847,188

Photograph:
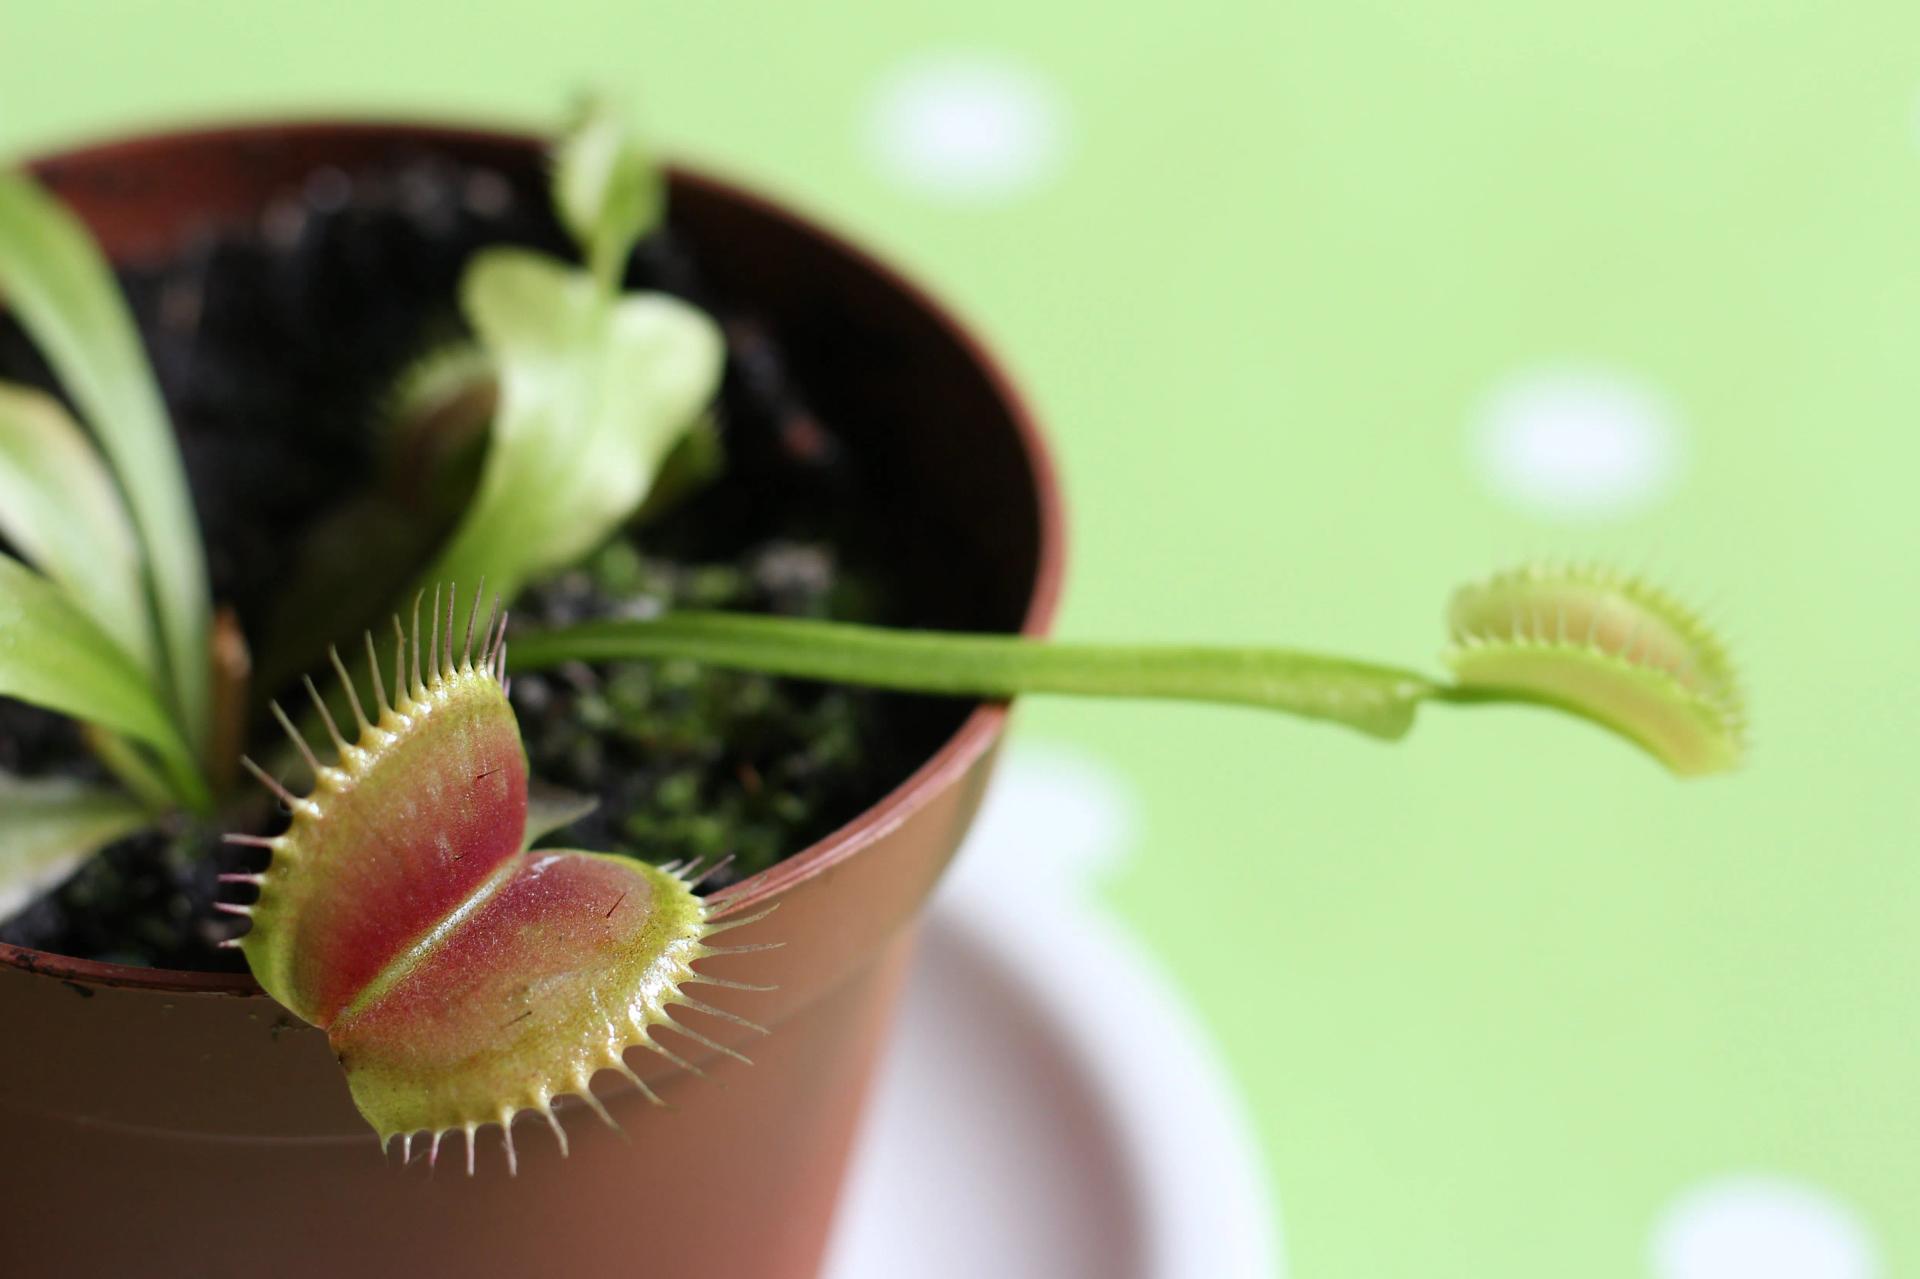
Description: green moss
512,537,900,887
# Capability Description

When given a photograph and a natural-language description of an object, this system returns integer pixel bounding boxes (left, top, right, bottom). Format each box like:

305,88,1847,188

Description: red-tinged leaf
227,598,765,1169
239,604,528,1025
329,852,716,1153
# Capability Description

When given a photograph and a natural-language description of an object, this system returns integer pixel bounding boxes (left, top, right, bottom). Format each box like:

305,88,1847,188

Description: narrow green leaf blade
0,172,211,755
552,98,665,290
423,249,724,607
0,771,147,922
508,612,1435,741
0,381,156,676
0,552,206,810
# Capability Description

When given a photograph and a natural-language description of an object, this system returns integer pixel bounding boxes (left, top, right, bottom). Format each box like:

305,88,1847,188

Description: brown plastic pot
0,122,1062,1278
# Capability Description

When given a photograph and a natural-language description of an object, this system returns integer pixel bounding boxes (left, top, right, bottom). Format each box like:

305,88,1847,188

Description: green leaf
0,381,156,676
421,249,724,610
0,552,208,811
633,411,725,526
0,171,212,757
1440,562,1747,776
505,563,1748,777
508,612,1436,742
552,97,665,290
0,771,148,922
226,608,736,1170
82,722,182,814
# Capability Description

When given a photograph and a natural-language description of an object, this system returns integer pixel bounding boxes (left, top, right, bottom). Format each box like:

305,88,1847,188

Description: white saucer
822,744,1282,1279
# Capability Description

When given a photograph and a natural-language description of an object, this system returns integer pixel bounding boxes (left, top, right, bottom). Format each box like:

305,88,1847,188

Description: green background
4,3,1913,1274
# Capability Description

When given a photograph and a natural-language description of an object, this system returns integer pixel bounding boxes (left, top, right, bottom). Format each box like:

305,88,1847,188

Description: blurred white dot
1651,1175,1880,1279
864,52,1068,203
946,740,1139,898
1470,364,1684,519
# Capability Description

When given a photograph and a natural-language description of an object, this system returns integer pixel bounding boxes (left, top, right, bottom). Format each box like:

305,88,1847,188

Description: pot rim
0,116,1067,996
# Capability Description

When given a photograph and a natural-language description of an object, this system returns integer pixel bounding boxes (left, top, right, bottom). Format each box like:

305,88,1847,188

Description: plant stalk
508,612,1438,742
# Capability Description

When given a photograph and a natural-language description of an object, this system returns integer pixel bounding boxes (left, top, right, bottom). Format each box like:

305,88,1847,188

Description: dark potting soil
0,151,957,971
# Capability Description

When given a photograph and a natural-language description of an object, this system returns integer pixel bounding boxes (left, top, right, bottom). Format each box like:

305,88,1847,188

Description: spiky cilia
201,561,1741,1173
222,588,774,1175
1441,562,1747,776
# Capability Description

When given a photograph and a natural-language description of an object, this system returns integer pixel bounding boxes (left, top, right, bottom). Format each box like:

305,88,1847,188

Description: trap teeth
1444,562,1745,776
226,599,773,1173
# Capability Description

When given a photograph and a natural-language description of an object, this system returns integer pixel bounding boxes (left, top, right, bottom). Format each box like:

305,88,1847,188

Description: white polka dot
864,52,1068,203
944,740,1139,898
1651,1175,1881,1279
1470,364,1684,519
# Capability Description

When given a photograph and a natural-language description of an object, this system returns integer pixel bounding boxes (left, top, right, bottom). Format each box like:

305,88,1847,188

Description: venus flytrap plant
505,561,1747,775
255,102,719,695
414,99,724,623
0,553,206,807
0,201,220,956
0,103,1748,1177
419,249,722,611
0,103,720,913
224,594,771,1174
0,173,217,817
0,382,153,672
1441,562,1745,775
552,96,666,293
0,772,149,923
0,173,212,748
211,561,1743,1175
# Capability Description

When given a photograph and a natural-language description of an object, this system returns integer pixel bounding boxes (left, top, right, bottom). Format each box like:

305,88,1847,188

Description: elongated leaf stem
508,612,1438,742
